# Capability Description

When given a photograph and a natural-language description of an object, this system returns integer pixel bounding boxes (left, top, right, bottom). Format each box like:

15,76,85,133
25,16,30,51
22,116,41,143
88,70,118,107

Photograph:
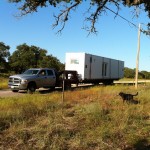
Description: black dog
119,92,138,103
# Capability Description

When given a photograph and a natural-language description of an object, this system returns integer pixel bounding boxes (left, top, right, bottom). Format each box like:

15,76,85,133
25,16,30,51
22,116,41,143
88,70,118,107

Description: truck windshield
23,69,39,75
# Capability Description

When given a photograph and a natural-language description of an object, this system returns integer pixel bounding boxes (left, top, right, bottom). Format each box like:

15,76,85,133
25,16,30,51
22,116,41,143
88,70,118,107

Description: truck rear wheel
27,82,36,93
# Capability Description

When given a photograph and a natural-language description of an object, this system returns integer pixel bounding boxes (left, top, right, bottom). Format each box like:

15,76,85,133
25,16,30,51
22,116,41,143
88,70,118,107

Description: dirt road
0,89,26,97
0,84,94,98
0,88,61,97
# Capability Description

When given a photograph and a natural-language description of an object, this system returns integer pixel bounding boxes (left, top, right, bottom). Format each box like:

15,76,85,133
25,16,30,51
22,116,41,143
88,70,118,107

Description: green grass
0,85,150,149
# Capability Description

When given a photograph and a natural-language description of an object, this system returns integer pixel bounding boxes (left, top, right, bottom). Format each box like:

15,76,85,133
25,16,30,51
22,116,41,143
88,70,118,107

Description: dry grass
0,85,150,149
0,77,8,90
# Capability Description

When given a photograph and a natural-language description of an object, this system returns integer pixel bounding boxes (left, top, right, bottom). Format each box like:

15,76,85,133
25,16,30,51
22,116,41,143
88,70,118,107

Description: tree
39,55,65,71
140,71,150,79
9,43,64,73
124,67,135,78
124,67,150,79
0,42,10,71
8,0,150,33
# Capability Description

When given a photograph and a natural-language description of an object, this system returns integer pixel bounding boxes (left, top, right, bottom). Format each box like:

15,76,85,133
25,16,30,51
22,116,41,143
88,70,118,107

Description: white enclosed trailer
65,52,124,85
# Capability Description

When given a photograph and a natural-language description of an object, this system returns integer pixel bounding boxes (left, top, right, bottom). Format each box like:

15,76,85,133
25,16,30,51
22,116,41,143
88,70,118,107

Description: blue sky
0,0,150,71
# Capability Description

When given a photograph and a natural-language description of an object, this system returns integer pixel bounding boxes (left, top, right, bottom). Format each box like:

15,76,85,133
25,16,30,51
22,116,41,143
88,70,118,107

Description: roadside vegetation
0,73,9,90
0,85,150,149
0,78,7,90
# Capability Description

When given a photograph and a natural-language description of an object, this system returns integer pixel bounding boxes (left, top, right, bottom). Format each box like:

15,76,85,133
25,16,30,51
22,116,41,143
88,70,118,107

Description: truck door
45,69,56,87
38,70,48,87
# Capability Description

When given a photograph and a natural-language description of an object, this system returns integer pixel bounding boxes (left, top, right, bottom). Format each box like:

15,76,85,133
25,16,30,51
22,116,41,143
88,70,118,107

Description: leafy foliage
0,42,10,71
140,70,150,79
124,67,135,78
124,67,150,79
8,0,150,33
8,43,64,73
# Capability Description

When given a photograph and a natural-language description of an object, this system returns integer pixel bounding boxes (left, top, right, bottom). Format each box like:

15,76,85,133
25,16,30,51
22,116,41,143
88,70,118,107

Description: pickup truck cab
8,68,57,93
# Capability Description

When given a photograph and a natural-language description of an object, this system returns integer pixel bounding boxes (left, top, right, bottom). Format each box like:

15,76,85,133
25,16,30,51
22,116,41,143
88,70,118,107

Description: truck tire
27,82,36,93
12,90,19,92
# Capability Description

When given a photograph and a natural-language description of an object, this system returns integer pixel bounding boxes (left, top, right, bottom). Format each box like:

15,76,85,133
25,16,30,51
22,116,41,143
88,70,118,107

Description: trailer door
102,62,108,77
89,56,92,79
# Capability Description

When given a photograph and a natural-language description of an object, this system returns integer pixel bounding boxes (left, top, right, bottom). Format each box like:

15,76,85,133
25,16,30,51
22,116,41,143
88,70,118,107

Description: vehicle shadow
18,84,104,95
37,84,97,94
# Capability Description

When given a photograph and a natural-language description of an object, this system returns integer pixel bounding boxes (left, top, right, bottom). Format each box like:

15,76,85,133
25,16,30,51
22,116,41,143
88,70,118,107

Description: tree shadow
133,139,150,150
125,139,150,150
37,84,96,94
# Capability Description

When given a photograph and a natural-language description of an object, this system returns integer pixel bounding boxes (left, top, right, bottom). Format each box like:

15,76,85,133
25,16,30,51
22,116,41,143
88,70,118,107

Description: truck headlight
21,79,28,84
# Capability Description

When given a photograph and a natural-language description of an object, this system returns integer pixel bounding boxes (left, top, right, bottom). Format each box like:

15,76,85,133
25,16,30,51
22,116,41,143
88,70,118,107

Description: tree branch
85,0,108,34
125,0,144,6
52,2,80,34
8,0,150,34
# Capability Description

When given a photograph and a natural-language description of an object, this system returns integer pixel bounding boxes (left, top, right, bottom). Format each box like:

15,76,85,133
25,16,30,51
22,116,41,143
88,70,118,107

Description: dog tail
133,92,138,96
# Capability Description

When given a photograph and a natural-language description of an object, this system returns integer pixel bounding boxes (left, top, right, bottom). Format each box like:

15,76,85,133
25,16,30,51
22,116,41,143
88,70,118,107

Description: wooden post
62,79,65,103
135,23,141,89
61,74,65,116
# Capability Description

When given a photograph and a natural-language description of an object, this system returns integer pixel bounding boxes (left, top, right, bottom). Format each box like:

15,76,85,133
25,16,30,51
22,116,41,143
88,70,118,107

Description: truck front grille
9,78,21,84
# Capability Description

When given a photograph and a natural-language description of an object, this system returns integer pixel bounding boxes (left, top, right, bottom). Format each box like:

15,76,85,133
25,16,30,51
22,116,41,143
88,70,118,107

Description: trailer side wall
65,52,124,81
65,53,85,79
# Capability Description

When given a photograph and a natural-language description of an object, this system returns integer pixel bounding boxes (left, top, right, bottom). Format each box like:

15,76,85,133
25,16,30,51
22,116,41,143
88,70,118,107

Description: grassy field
0,84,150,149
0,77,8,90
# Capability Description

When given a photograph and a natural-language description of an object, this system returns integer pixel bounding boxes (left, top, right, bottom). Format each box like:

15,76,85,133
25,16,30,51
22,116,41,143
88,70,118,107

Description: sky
0,0,150,71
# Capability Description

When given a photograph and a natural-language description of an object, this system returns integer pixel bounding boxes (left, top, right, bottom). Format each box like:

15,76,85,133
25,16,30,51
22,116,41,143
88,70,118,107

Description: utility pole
135,23,141,89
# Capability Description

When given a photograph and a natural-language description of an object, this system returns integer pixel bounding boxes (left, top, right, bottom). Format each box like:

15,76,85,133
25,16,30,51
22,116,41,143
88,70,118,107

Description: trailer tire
64,83,71,90
49,86,55,91
94,82,100,85
27,82,36,93
102,80,113,85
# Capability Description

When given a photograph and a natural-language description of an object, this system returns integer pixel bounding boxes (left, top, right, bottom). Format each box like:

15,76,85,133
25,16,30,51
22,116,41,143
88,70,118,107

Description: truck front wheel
27,82,36,93
12,90,19,92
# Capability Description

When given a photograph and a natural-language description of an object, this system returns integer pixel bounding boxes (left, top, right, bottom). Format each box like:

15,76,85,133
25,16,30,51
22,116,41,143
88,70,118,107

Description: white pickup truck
8,68,79,93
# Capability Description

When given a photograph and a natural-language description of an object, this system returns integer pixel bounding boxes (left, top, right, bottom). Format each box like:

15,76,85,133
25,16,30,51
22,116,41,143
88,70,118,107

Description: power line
104,6,145,33
104,6,150,87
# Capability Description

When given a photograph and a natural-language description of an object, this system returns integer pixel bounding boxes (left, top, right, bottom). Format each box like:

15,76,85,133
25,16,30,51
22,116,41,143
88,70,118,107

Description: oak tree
9,43,64,73
0,42,10,71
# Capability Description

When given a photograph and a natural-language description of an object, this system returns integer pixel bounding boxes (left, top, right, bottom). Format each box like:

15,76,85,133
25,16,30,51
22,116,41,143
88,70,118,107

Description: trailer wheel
94,82,100,85
64,83,71,90
102,80,113,85
27,82,36,93
49,86,55,91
